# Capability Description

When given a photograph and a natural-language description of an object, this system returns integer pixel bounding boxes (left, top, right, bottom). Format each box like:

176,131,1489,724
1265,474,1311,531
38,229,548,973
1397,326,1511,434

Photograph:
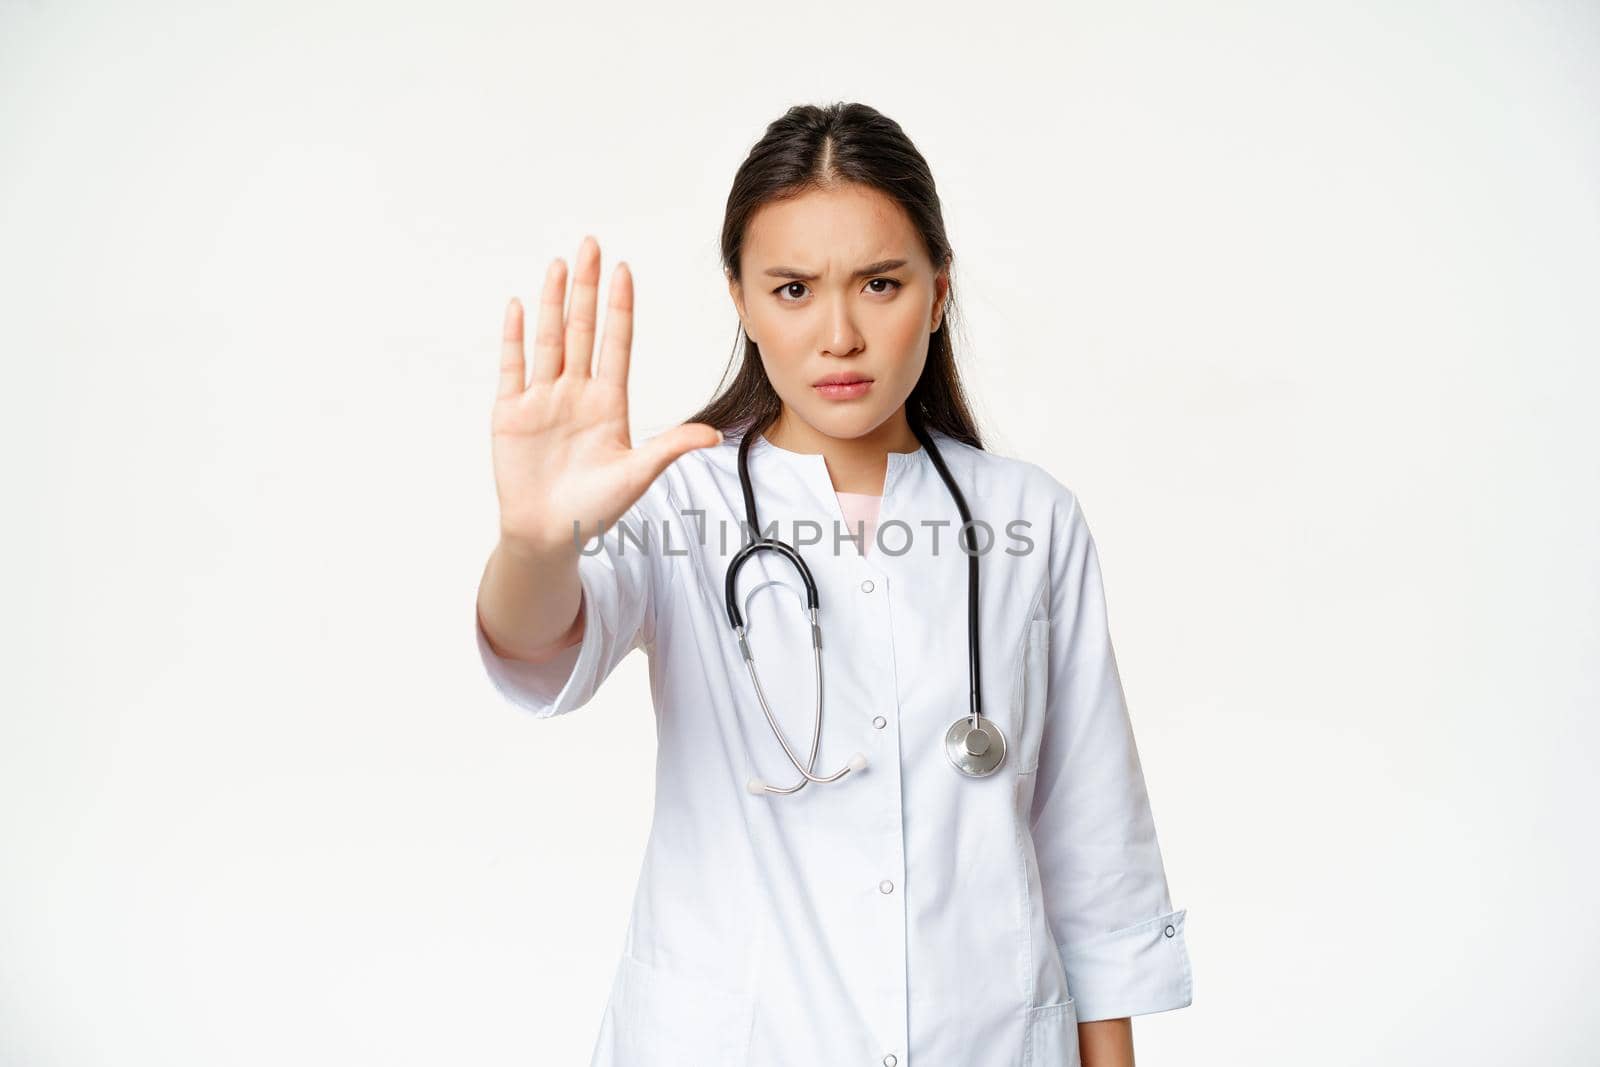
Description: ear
726,269,754,340
930,266,950,333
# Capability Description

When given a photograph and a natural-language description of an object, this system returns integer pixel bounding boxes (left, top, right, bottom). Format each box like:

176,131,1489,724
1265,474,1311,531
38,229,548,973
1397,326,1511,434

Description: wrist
497,525,582,564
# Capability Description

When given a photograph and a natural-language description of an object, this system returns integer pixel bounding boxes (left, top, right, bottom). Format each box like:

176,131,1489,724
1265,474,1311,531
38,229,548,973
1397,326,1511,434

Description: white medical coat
475,429,1192,1067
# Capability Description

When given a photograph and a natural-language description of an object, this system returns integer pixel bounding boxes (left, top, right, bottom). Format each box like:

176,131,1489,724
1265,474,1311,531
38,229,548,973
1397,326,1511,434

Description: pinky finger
498,297,526,398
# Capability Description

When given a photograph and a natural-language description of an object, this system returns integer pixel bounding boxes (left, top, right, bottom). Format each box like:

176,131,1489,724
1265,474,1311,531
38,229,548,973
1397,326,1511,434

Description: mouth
812,374,874,400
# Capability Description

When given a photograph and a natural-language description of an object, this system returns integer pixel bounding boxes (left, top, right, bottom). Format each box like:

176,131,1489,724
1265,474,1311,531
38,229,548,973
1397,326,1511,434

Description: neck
765,407,921,495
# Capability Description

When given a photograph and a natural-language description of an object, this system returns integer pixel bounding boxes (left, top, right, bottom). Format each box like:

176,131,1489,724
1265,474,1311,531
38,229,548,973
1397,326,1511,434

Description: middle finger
562,235,601,379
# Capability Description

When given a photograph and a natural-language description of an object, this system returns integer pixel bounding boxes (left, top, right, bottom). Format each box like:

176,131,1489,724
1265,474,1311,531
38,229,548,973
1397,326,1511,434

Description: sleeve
474,490,669,719
1028,490,1193,1022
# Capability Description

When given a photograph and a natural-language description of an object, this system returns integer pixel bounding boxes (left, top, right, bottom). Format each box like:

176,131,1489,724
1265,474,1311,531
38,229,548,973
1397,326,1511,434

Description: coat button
860,579,875,593
883,1056,898,1067
879,879,894,894
872,716,887,729
1165,924,1175,938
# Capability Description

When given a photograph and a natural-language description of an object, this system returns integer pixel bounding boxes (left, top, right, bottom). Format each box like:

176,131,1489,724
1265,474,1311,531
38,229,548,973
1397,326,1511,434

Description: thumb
631,422,724,483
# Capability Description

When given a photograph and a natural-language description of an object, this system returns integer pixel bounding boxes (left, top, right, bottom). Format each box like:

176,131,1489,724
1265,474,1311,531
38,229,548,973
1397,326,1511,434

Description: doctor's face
727,183,949,444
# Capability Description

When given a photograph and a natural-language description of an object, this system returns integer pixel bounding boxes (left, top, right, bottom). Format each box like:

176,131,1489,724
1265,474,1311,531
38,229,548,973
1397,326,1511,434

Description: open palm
491,236,720,554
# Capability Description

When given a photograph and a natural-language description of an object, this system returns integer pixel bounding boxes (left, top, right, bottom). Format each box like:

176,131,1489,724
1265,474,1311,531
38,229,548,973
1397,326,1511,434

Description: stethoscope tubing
725,416,995,794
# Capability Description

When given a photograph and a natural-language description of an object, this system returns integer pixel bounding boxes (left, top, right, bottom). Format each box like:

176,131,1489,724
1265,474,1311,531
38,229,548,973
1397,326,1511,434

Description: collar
744,428,933,500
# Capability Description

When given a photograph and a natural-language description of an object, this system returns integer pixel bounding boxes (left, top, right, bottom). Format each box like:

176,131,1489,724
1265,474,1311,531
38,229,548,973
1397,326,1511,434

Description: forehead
742,183,925,272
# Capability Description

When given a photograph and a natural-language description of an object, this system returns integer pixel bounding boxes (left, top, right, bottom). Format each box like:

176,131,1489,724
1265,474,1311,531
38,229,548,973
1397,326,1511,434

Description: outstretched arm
477,236,720,666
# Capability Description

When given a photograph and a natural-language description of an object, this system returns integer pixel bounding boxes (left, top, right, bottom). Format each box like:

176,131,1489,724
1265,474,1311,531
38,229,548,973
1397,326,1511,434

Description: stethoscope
725,418,1006,797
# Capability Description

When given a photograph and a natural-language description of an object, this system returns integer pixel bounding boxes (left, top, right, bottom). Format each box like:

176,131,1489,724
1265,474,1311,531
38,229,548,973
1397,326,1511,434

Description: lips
813,376,874,400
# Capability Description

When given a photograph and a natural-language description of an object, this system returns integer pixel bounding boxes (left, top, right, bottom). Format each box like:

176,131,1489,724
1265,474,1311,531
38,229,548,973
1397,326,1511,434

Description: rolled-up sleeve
1029,490,1193,1023
475,491,667,719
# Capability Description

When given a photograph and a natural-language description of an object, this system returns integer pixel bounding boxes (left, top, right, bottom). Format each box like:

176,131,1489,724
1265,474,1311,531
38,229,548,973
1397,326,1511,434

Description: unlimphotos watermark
569,511,1037,558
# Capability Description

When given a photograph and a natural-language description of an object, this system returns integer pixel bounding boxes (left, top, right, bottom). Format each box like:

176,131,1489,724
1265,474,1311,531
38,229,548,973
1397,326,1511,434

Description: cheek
753,341,811,404
745,311,791,360
880,306,932,375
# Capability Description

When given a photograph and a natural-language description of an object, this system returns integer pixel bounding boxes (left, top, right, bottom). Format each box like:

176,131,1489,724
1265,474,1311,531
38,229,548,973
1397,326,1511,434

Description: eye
770,278,904,302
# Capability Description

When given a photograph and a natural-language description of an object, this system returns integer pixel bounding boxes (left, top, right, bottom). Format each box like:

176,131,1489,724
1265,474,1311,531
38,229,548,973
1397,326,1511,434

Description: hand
491,236,722,554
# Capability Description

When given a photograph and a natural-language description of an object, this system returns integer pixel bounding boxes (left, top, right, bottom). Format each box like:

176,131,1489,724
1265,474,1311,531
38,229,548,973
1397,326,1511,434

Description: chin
793,404,894,441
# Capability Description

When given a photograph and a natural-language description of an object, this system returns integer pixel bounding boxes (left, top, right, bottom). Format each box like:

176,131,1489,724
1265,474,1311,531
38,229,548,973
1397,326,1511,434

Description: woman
475,102,1192,1067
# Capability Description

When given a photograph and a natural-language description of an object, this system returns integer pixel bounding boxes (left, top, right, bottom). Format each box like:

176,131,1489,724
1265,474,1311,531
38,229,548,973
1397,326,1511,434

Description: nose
820,296,864,359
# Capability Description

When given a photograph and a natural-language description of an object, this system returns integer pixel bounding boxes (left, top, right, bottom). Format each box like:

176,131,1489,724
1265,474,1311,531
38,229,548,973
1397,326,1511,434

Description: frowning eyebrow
762,258,908,282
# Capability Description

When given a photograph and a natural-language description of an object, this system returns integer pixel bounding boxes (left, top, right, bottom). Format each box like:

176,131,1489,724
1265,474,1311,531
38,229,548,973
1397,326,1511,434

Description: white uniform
476,429,1192,1067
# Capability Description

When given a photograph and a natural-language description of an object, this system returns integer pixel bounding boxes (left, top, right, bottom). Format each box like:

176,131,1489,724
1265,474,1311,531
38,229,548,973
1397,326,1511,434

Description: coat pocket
1021,997,1081,1067
600,952,756,1066
1015,617,1050,774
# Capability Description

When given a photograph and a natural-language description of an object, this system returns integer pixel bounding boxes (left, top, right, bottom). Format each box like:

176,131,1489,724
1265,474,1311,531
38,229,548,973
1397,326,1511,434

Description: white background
3,1,1597,1063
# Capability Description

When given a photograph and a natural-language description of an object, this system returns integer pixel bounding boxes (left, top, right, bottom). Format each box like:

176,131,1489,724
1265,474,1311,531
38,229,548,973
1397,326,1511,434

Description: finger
563,235,601,379
596,261,633,388
629,422,724,484
529,258,566,383
497,297,525,399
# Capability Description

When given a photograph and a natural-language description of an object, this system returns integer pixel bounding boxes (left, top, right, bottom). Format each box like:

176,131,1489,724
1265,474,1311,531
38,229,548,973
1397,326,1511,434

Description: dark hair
683,101,985,451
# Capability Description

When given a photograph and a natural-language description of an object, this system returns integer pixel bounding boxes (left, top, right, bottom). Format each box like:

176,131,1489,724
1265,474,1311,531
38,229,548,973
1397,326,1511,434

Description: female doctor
474,102,1192,1067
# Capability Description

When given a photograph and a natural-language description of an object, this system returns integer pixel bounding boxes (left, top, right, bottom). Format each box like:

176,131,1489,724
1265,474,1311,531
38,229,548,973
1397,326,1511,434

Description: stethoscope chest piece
732,419,1003,793
943,714,1007,777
